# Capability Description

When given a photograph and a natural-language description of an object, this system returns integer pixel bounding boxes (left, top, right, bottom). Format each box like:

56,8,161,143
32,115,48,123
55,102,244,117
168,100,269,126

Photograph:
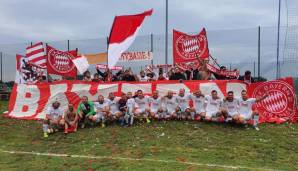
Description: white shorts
205,111,219,118
178,106,190,112
135,108,147,115
194,108,205,114
110,110,121,115
93,113,105,122
166,108,176,115
151,108,159,114
155,112,170,118
240,112,253,120
228,112,239,117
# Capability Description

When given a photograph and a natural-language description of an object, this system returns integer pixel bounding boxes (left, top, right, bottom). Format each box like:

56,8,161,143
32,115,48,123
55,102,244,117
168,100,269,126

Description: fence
0,26,298,82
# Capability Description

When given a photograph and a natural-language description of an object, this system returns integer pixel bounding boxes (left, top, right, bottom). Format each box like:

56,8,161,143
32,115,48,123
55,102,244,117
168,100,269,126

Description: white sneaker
254,126,260,131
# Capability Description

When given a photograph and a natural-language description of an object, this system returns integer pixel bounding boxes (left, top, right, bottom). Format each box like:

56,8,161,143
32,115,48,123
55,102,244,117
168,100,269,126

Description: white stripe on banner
26,45,43,54
0,150,278,171
27,52,45,61
35,59,47,65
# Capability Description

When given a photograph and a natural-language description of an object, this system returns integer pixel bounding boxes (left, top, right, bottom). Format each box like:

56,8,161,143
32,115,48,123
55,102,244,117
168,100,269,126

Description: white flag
72,55,90,74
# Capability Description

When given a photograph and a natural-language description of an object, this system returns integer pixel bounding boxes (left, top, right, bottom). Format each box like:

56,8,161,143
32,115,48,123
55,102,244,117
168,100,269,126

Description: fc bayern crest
175,34,207,60
47,48,76,74
252,80,297,119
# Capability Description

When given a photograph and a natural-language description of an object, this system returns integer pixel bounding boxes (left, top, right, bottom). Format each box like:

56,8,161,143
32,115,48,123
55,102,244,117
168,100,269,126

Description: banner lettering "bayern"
6,78,297,123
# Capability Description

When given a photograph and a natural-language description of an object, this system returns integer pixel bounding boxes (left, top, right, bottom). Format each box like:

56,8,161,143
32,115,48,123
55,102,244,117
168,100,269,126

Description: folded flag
108,9,153,68
72,55,90,74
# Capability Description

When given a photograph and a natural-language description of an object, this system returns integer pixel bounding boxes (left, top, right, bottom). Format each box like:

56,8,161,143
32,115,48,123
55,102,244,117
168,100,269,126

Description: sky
0,0,286,44
0,0,297,81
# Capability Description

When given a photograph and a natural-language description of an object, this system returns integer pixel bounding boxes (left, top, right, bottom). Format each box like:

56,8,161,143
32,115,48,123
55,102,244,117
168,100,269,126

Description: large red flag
247,77,297,123
173,28,209,63
46,45,77,78
108,9,153,68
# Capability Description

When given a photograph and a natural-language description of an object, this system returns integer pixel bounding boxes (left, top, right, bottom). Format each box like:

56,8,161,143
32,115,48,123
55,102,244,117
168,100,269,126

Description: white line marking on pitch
1,150,280,171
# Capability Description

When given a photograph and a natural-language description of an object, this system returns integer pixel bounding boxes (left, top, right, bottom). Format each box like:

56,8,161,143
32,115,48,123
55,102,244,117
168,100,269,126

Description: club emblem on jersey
252,80,296,118
47,49,75,74
175,35,207,60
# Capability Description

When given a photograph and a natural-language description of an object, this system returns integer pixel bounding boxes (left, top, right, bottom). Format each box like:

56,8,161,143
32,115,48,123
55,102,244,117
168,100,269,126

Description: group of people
42,88,268,138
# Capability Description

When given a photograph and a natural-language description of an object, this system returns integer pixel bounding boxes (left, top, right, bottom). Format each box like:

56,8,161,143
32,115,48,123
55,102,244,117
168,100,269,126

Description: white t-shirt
238,98,256,115
138,75,148,82
190,95,205,112
94,101,109,113
134,96,150,109
165,96,177,112
205,95,222,113
175,94,191,109
46,106,63,120
106,97,120,113
222,99,239,114
149,97,162,111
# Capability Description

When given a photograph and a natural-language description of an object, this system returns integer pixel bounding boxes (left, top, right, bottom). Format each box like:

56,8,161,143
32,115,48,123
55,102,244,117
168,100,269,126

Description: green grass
0,101,298,171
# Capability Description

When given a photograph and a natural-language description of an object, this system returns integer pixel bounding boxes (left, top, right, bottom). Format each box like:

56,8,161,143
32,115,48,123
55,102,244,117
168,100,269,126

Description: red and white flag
72,55,90,74
173,28,209,63
26,42,47,68
46,45,77,78
108,9,153,68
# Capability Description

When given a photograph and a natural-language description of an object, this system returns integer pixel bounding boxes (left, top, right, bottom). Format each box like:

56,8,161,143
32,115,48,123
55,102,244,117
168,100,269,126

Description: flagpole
276,0,281,79
165,0,168,70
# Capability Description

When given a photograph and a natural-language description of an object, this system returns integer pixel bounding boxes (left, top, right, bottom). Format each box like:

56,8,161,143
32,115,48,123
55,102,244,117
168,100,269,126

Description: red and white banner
119,51,153,62
5,78,297,123
96,64,123,71
206,63,240,78
46,45,77,78
173,28,209,64
26,42,47,68
108,9,153,68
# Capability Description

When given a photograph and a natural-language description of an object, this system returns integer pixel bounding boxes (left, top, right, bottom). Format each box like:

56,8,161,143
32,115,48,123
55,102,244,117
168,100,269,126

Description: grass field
0,101,298,171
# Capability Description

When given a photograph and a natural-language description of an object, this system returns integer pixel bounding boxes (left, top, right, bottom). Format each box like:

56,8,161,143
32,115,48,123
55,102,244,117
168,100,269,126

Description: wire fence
0,26,297,82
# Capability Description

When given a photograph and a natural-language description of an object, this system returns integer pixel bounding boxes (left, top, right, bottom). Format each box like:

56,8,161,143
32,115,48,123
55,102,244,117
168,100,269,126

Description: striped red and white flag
26,42,47,68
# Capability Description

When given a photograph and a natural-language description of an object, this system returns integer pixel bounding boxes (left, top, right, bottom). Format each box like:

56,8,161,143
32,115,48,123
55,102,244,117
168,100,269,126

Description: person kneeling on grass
42,101,64,138
134,90,151,123
189,89,205,121
106,92,123,123
149,91,169,120
202,90,225,122
175,88,192,120
222,91,240,123
94,95,110,128
77,96,96,128
237,90,268,131
125,92,136,126
64,104,79,134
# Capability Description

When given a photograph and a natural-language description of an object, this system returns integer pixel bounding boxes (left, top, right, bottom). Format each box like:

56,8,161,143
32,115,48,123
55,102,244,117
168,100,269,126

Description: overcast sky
0,0,286,44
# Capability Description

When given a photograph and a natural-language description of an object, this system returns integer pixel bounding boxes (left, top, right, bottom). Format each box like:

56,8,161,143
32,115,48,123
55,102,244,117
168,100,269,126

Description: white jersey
149,97,162,111
46,106,63,120
175,94,191,109
106,97,120,113
222,99,239,114
165,96,177,112
205,95,222,113
134,96,150,110
94,101,109,113
238,98,256,115
190,95,205,112
126,98,136,109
